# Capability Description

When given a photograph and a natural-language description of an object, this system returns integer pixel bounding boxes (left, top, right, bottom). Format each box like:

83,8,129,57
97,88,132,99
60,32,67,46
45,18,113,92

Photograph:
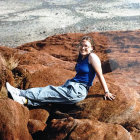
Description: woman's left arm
89,53,116,100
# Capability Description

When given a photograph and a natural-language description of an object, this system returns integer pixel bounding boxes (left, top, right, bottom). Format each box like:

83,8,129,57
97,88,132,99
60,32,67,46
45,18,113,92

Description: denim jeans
20,80,88,106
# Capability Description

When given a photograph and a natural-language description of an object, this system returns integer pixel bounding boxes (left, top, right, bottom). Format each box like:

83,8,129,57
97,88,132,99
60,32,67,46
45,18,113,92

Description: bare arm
89,53,115,100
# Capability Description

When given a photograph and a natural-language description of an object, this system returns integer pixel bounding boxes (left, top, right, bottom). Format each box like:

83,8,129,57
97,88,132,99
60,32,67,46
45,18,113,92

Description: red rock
46,118,132,140
126,127,140,140
69,119,132,140
29,108,50,123
46,117,77,140
0,53,15,91
0,98,32,140
13,64,75,89
0,30,139,139
28,119,47,134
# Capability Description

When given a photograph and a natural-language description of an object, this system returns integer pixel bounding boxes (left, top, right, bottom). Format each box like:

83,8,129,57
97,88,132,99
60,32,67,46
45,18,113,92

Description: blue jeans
20,80,88,106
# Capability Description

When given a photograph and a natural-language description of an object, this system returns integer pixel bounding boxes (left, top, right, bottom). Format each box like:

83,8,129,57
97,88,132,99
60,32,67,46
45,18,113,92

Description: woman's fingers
112,95,116,99
104,93,116,100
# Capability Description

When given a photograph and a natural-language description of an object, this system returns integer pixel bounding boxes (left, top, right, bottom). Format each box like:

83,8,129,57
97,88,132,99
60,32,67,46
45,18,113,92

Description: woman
6,36,115,106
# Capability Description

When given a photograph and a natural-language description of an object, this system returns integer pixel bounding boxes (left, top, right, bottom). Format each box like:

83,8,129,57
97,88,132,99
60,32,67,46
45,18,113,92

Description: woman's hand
104,92,116,100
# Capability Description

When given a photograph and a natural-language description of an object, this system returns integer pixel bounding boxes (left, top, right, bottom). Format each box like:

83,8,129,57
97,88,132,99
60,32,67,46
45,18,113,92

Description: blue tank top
72,54,96,86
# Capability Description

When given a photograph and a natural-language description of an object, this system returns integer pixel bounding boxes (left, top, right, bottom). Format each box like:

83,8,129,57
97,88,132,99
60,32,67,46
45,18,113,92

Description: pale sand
0,0,140,47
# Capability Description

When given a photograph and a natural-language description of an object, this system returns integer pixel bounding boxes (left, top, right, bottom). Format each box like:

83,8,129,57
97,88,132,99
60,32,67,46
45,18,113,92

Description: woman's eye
84,46,88,48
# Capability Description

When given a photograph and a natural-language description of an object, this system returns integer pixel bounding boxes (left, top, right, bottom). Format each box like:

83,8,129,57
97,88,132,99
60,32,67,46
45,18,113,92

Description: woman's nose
81,46,86,49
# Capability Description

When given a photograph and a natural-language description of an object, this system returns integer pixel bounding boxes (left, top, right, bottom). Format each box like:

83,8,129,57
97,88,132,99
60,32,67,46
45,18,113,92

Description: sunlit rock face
0,30,139,139
0,98,32,140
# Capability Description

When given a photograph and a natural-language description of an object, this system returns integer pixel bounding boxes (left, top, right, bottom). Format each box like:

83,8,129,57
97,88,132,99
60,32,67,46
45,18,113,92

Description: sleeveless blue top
72,54,96,86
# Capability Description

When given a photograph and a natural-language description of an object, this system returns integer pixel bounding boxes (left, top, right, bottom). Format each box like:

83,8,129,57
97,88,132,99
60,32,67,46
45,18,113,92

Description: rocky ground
0,30,139,139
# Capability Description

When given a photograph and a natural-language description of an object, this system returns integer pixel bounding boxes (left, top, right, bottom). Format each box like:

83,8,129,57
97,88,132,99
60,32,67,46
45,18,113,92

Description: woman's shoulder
89,53,100,61
89,53,101,64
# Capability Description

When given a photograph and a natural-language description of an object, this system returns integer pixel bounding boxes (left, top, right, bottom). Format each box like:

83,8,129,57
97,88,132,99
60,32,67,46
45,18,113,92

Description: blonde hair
80,36,95,50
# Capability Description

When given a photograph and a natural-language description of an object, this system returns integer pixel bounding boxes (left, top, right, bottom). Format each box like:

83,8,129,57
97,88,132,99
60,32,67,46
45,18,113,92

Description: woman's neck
81,54,89,60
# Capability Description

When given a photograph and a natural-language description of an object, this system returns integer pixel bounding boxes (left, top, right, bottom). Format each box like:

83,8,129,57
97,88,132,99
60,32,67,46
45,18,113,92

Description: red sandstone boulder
0,53,15,91
28,119,47,134
13,64,75,89
0,98,32,140
46,117,77,140
27,107,50,136
16,51,75,71
29,108,50,123
47,118,132,140
70,119,132,140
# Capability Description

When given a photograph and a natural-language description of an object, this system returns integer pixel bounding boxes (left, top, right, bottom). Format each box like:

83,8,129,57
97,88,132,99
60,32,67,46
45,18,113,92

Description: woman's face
78,40,93,56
